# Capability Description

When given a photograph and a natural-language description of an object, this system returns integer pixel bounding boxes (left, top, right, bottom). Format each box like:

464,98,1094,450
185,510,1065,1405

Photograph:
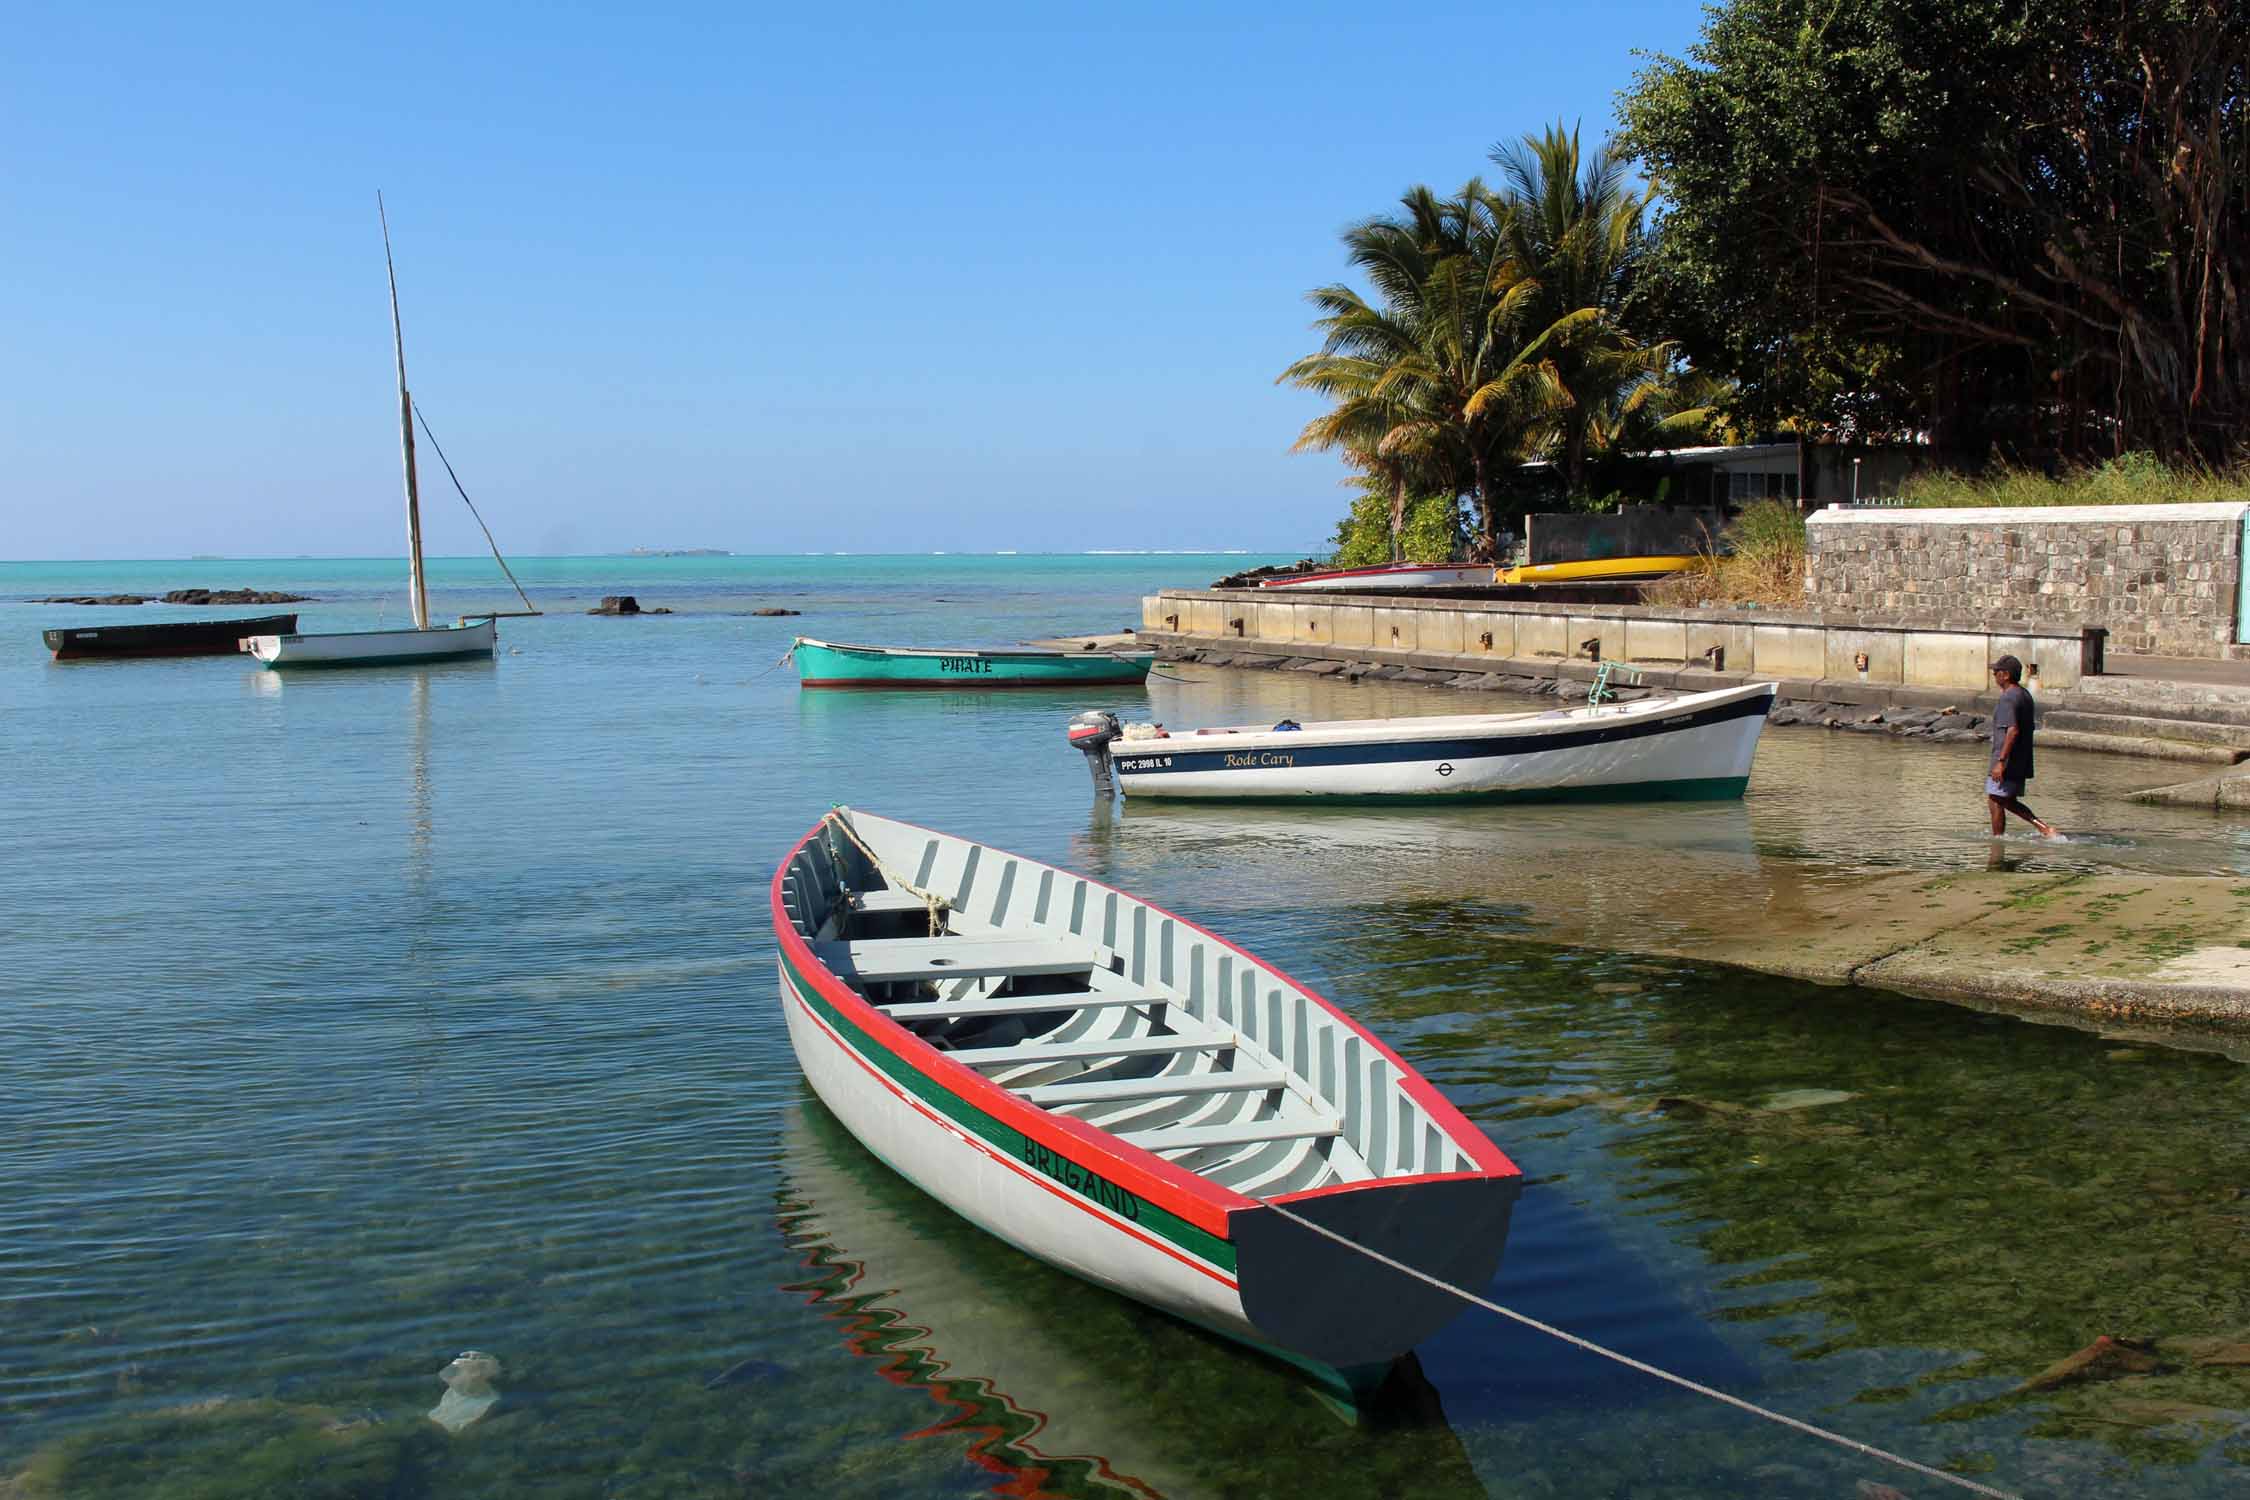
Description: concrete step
2038,729,2247,765
2126,769,2250,808
2041,709,2250,748
2052,690,2250,730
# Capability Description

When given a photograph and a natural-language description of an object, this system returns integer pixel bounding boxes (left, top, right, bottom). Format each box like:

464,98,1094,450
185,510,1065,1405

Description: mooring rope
745,642,798,682
411,403,540,617
821,808,951,935
1265,1203,2022,1500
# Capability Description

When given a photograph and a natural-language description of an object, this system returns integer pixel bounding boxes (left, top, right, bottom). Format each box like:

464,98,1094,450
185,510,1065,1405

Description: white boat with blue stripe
1069,681,1777,802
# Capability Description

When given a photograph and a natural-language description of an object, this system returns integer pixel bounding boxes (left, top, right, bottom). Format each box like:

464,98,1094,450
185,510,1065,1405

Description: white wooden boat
1071,682,1776,801
1255,562,1493,591
246,616,496,668
247,197,519,671
773,809,1523,1399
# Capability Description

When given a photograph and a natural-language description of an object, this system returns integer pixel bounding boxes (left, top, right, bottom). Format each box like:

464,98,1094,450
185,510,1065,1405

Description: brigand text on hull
43,613,299,660
772,809,1522,1395
1103,682,1776,801
791,636,1155,689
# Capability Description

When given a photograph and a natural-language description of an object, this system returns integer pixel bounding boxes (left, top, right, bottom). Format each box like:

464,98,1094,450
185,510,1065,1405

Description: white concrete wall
1147,590,2090,690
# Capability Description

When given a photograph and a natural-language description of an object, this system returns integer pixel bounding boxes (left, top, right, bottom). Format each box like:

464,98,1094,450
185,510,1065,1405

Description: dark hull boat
42,614,299,661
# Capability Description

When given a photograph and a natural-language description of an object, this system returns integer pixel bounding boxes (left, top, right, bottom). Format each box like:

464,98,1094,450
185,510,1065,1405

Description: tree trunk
1564,413,1590,500
1469,451,1498,561
1389,470,1406,563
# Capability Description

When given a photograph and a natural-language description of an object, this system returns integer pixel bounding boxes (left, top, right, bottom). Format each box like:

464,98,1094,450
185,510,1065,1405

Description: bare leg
1997,796,2059,839
1988,794,2006,836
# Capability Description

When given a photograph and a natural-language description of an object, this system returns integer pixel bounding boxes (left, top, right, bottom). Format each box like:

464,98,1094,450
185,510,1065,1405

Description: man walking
1987,655,2058,838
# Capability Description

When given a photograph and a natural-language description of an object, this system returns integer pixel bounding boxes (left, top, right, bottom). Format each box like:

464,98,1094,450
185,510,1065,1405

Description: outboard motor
1066,709,1123,797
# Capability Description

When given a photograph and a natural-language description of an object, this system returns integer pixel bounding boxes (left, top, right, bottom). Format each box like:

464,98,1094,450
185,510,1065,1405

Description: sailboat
247,198,523,669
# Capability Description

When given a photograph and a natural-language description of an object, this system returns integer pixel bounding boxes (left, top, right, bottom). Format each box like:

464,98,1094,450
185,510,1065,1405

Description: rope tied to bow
821,807,951,936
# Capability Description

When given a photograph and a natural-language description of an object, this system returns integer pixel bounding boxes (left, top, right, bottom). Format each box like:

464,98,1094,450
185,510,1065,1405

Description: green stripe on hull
780,953,1237,1275
1128,775,1749,807
793,641,1153,688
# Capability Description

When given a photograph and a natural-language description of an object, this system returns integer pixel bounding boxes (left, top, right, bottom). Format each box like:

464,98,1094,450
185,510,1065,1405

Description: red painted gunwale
770,814,1521,1239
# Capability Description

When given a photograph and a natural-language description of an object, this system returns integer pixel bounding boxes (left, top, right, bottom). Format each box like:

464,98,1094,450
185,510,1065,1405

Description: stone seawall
1804,502,2249,658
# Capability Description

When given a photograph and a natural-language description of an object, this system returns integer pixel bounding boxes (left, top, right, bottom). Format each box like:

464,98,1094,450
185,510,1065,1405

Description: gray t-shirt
1992,684,2035,780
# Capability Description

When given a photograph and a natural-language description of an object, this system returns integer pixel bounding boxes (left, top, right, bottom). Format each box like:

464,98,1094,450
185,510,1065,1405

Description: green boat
790,635,1155,689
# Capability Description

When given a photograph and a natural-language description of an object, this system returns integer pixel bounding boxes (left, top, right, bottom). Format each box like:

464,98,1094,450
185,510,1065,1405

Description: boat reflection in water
1076,798,1761,953
775,1099,1486,1499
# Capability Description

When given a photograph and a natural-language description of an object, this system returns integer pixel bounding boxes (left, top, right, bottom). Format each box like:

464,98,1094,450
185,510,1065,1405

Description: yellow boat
1494,554,1698,585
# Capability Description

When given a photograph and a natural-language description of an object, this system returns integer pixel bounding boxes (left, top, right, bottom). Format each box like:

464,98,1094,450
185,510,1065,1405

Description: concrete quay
1137,586,2250,763
1596,867,2250,1043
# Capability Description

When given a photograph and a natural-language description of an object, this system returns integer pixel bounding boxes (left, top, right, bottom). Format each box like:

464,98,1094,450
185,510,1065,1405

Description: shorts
1986,777,2026,798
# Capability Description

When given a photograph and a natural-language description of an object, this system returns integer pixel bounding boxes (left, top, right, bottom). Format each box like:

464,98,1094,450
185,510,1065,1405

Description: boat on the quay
772,808,1523,1398
1067,681,1777,801
1256,561,1494,591
1495,554,1696,584
246,197,522,671
42,613,299,660
790,636,1156,689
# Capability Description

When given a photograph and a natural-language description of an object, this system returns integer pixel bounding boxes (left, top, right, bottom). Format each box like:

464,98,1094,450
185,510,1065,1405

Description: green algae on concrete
1435,861,2250,1034
1851,875,2250,1027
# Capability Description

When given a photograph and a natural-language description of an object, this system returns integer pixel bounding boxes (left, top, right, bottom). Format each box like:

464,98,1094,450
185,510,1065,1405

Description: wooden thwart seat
814,934,1100,984
881,987,1169,1022
1114,1117,1342,1153
847,888,940,917
946,1032,1233,1068
1018,1067,1289,1106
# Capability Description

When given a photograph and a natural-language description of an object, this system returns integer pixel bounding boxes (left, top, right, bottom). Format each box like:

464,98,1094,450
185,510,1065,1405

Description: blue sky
3,1,1706,559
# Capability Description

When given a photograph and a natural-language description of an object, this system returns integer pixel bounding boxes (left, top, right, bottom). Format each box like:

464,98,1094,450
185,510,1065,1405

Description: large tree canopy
1620,0,2248,464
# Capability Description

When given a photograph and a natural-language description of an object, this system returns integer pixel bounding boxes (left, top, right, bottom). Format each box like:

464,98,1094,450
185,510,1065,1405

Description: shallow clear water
5,556,2247,1498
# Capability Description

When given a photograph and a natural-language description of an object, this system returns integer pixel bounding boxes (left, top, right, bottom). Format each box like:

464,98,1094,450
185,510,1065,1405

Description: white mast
378,192,430,631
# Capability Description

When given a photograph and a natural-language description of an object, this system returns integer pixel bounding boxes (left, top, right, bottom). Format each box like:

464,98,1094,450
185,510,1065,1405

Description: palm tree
1587,365,1737,463
1280,183,1537,558
1472,124,1669,499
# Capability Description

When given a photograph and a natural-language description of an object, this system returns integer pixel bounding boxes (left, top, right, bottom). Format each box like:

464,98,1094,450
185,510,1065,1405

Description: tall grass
1900,452,2250,507
1642,499,1806,608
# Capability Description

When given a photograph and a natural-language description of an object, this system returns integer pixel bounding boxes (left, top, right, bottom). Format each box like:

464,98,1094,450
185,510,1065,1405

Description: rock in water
160,588,313,605
588,595,642,615
2016,1334,2164,1392
2162,1332,2250,1367
704,1357,787,1389
750,607,801,617
427,1350,502,1433
1761,1088,1858,1111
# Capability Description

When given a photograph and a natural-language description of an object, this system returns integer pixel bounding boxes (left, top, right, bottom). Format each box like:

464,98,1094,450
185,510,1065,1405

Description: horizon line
0,548,1310,566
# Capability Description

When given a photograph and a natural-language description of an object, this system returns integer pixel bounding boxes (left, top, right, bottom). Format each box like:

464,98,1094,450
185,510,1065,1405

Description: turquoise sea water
4,555,2248,1498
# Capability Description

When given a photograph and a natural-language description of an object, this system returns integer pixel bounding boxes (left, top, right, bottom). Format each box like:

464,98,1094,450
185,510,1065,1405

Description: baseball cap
1991,654,2023,678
